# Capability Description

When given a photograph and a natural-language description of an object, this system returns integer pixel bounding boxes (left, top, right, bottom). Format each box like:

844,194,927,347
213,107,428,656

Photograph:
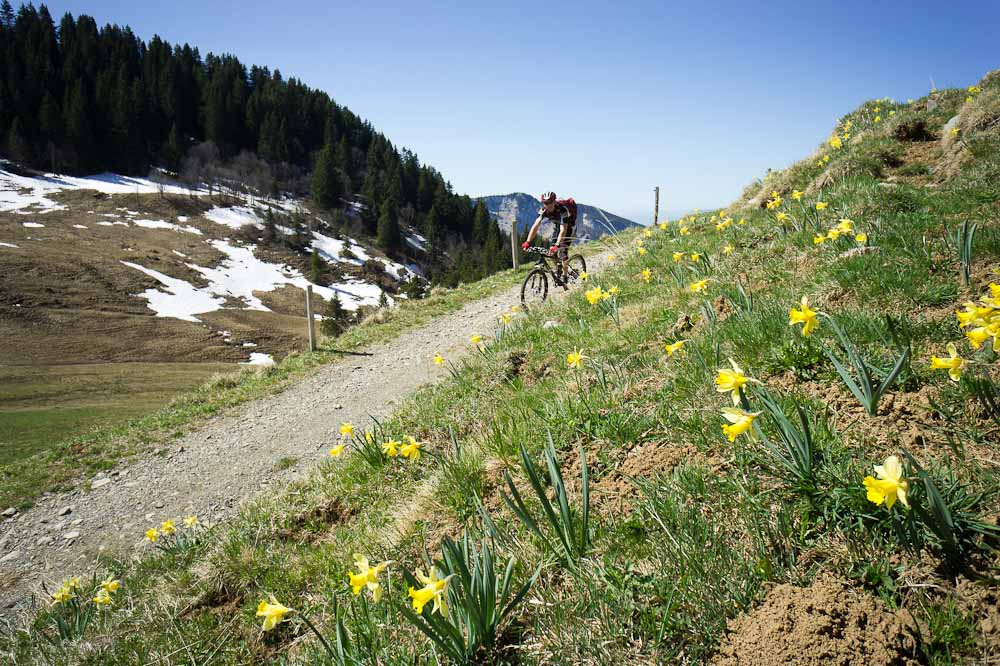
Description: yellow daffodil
183,515,198,528
659,222,668,231
874,105,881,113
340,422,354,438
716,359,752,405
792,190,804,201
608,286,620,296
433,354,445,366
766,195,782,210
814,233,828,245
642,268,653,283
329,444,345,458
827,228,842,241
789,296,819,337
643,229,653,238
160,519,176,536
874,115,881,123
738,218,747,225
828,135,842,150
400,436,422,461
720,408,761,442
930,343,965,382
567,348,587,368
470,334,482,346
608,254,617,262
664,340,687,356
863,455,909,509
855,232,868,243
408,568,452,616
723,243,734,256
585,287,603,305
950,128,960,136
638,246,648,255
822,155,830,163
145,528,158,543
842,132,851,140
382,439,400,457
680,226,691,235
579,272,589,281
93,589,113,606
815,202,828,211
67,577,81,590
256,597,291,632
510,305,520,313
716,218,732,231
673,252,684,262
348,554,389,602
500,312,512,324
690,253,701,261
690,279,709,293
636,238,644,247
100,577,120,593
835,219,854,233
776,211,789,223
51,584,75,605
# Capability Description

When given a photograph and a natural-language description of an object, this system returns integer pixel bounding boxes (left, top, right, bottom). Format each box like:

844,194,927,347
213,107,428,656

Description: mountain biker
521,192,578,284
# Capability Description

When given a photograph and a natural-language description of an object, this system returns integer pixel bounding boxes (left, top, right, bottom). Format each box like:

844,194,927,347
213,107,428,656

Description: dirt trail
0,262,600,616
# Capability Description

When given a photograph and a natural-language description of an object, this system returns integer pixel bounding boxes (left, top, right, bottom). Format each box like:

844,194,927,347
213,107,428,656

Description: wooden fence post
305,285,316,352
653,186,660,226
510,223,520,269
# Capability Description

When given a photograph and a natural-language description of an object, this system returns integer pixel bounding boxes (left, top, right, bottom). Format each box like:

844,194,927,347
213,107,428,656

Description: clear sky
39,0,1000,222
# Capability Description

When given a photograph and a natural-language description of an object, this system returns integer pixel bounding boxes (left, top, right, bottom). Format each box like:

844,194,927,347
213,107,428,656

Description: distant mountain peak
481,193,638,241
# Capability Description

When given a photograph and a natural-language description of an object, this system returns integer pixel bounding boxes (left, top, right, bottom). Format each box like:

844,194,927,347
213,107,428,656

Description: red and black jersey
538,198,577,226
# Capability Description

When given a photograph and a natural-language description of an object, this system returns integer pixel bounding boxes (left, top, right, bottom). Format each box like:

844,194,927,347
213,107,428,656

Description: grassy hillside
4,71,1000,665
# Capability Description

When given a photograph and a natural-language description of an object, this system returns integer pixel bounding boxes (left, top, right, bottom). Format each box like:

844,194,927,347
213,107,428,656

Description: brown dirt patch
713,577,920,666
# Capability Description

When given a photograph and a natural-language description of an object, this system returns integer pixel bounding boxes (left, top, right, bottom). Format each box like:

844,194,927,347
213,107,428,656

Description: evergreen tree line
0,2,512,285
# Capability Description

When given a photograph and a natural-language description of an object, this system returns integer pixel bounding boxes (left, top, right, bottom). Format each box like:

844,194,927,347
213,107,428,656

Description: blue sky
41,0,1000,222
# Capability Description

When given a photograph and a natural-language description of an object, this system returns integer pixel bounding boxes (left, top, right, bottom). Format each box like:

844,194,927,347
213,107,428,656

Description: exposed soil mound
713,577,920,666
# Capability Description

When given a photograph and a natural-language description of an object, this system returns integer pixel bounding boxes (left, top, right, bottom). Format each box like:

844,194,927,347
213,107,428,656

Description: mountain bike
520,246,587,306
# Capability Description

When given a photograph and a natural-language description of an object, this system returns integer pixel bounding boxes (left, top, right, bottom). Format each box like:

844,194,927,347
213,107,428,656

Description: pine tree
376,192,401,252
63,80,95,172
263,208,277,242
310,248,326,283
321,293,348,338
5,117,30,164
165,123,182,171
334,136,352,190
0,1,14,30
311,140,341,209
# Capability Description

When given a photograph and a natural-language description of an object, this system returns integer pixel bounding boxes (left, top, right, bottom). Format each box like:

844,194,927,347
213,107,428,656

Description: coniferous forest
0,2,512,285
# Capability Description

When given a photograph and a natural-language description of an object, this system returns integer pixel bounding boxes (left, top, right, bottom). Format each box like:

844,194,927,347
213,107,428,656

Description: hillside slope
2,71,999,665
482,192,639,240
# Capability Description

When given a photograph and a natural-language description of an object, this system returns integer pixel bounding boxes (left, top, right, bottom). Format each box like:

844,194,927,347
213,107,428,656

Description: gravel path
0,260,601,617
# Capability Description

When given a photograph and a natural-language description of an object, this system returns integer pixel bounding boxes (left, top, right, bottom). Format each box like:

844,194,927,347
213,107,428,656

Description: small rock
1,507,16,518
542,320,560,329
91,478,111,489
70,518,83,527
0,550,20,564
334,403,343,409
58,506,72,517
36,537,53,547
153,502,164,509
62,531,80,540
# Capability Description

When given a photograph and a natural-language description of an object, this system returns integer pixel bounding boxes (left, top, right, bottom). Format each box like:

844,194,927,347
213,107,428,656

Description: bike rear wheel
565,254,587,284
521,267,548,307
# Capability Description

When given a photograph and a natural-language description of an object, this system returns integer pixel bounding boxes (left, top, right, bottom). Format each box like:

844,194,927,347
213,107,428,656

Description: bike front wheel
565,254,587,285
521,267,549,307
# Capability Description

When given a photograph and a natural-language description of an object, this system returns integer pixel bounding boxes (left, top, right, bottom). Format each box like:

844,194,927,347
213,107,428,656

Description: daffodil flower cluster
814,218,866,245
927,280,999,381
50,574,121,609
348,553,390,602
144,515,200,550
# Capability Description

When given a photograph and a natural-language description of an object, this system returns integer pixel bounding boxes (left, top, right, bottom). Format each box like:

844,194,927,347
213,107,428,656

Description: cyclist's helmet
540,191,557,204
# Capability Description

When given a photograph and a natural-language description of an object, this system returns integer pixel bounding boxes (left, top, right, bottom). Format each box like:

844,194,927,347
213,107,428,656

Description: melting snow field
22,222,44,228
204,206,263,229
0,167,202,214
0,242,19,248
132,218,203,235
242,352,276,366
121,240,389,323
